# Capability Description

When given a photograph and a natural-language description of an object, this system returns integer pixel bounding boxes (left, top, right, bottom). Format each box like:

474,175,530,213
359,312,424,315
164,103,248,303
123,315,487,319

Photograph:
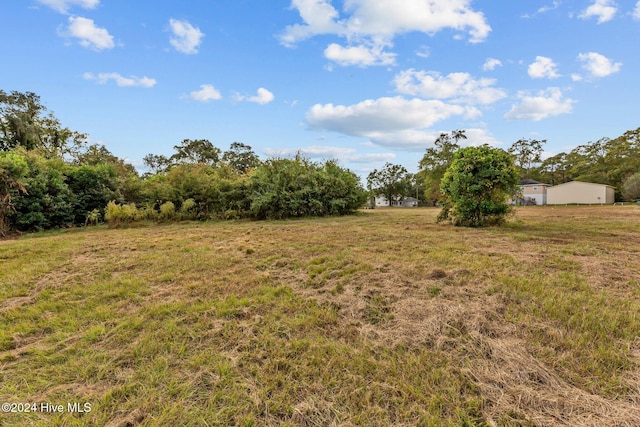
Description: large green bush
249,157,367,219
65,164,121,223
437,145,519,227
9,153,75,231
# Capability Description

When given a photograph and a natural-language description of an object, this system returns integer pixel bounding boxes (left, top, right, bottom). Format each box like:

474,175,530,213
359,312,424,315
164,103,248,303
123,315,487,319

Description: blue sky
2,0,639,179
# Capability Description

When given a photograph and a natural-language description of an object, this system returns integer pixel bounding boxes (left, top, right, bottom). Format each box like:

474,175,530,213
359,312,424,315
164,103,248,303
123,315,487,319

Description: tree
418,130,465,205
250,156,366,219
539,152,568,185
622,172,640,201
143,153,171,175
367,163,410,206
508,138,546,178
438,145,519,227
221,142,261,174
0,90,87,157
170,139,221,166
0,150,29,235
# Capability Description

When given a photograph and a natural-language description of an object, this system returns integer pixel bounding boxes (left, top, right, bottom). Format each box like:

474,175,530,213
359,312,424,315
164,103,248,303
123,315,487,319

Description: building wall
521,184,549,205
547,181,615,204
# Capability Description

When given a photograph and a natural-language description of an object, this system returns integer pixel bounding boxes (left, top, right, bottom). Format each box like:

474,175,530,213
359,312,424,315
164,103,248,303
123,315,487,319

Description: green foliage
250,156,366,219
159,201,176,220
8,152,75,231
85,208,101,226
621,172,640,201
170,138,221,166
438,145,519,227
143,153,171,175
104,201,138,227
508,138,546,178
367,162,410,206
0,150,29,234
222,142,261,174
65,163,121,223
179,198,197,219
0,90,87,157
418,130,466,204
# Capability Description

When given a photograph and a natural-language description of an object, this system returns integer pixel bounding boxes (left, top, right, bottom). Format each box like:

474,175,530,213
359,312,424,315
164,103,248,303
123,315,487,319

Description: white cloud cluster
634,1,640,20
394,69,506,105
579,0,617,23
504,87,575,121
169,18,204,54
482,58,502,71
538,1,561,14
263,146,396,163
37,0,99,14
280,0,491,67
190,84,222,102
83,72,156,88
324,43,396,67
305,96,474,148
64,16,114,50
577,52,622,77
528,56,560,79
234,88,275,105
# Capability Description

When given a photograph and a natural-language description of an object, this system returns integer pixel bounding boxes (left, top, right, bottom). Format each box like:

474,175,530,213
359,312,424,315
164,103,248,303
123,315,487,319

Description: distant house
517,179,552,205
547,181,615,205
374,195,420,207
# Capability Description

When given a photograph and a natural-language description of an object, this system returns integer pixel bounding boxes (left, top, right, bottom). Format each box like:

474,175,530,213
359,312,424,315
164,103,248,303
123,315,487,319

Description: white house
517,179,552,205
374,196,420,207
547,181,615,205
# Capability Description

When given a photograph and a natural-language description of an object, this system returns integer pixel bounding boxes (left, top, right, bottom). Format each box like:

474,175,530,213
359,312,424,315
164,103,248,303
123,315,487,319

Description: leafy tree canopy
367,162,410,206
0,90,87,157
438,145,519,227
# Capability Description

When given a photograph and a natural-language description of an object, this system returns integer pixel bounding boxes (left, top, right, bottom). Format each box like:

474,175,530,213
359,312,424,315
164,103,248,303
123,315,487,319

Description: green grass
1,206,640,426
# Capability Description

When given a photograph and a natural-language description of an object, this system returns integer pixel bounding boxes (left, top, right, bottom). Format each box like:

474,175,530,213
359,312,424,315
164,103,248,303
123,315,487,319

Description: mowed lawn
1,206,640,426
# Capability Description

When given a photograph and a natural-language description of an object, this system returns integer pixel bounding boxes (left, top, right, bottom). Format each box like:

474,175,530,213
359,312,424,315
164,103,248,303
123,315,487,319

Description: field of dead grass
1,205,640,426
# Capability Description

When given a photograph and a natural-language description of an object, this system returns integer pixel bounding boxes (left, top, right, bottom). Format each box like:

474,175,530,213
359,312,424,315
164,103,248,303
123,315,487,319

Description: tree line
368,128,640,208
0,90,366,235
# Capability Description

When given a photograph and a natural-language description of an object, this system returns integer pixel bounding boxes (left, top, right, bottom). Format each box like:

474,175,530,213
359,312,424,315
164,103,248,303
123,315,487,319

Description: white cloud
279,0,491,66
235,88,275,105
83,72,156,88
307,97,465,134
264,145,396,163
634,1,640,20
579,0,617,23
169,18,204,54
64,16,114,50
249,88,275,105
324,42,396,67
504,87,575,121
189,84,222,102
482,58,502,71
305,96,473,148
279,0,345,47
528,56,560,79
393,69,507,105
415,46,430,58
538,1,561,14
577,52,622,77
36,0,99,14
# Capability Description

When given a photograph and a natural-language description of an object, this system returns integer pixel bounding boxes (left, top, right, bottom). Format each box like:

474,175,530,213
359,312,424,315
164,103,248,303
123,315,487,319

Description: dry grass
1,205,640,426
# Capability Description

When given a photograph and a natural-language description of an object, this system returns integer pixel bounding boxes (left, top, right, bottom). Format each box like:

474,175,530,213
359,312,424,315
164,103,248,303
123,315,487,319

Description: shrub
159,201,175,220
438,145,519,227
104,201,138,227
249,156,366,220
621,172,640,201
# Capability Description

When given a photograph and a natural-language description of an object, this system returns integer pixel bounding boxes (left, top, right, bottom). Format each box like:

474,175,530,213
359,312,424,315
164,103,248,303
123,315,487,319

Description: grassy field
1,206,640,426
